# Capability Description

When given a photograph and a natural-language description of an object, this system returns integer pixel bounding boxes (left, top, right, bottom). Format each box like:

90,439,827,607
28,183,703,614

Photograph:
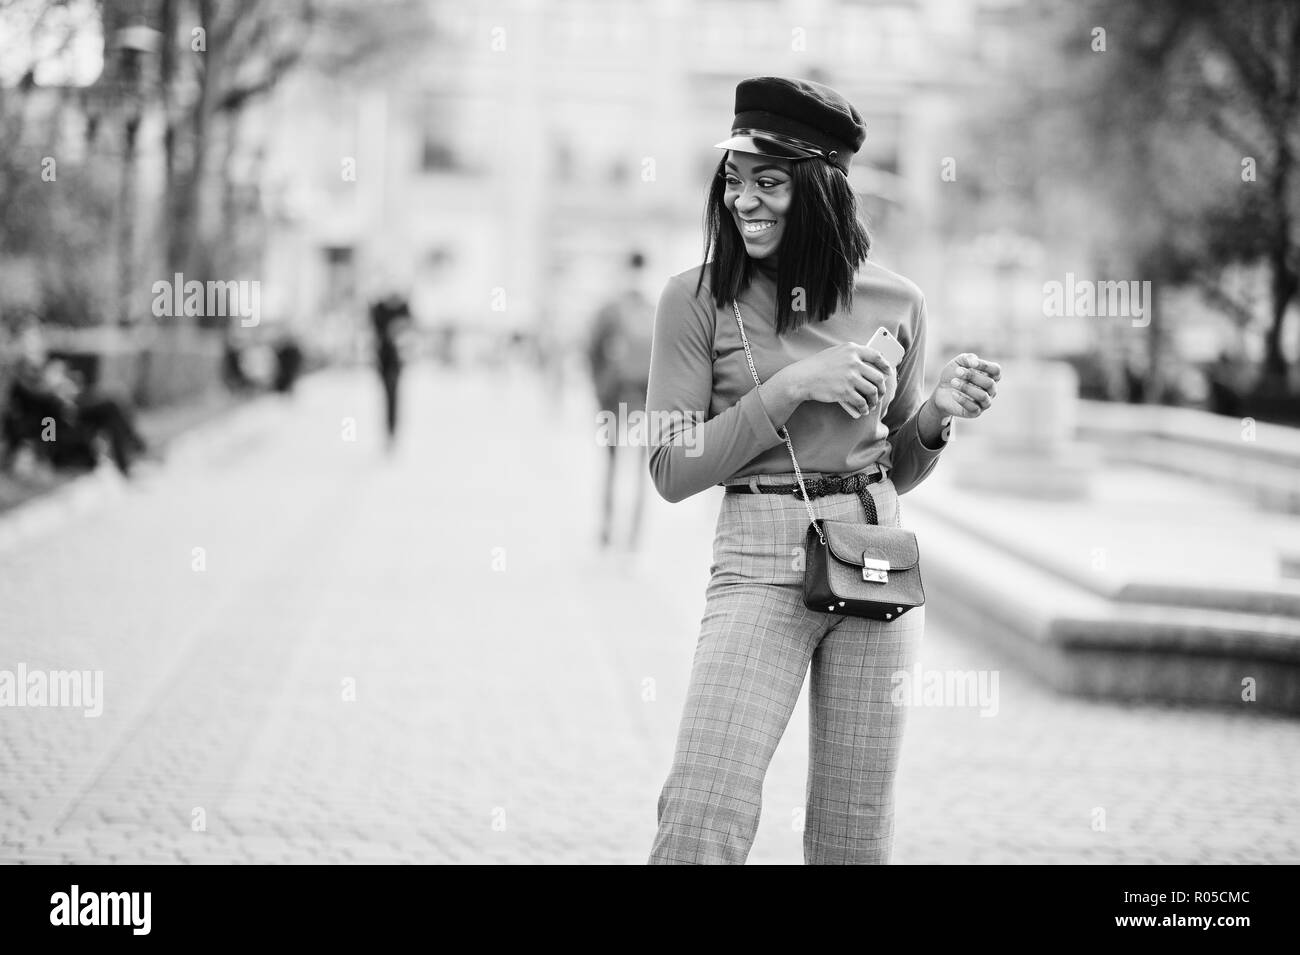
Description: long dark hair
695,155,871,334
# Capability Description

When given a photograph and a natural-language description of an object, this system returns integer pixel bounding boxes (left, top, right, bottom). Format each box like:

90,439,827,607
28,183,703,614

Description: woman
2,320,150,476
645,77,1001,865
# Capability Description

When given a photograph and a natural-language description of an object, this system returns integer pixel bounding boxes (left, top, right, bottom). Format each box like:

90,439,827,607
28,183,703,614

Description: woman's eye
723,175,785,190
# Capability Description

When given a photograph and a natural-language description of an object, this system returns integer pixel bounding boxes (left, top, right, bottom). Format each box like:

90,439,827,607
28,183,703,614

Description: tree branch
1194,275,1259,327
1201,90,1269,157
214,1,314,114
1206,5,1280,105
215,46,304,113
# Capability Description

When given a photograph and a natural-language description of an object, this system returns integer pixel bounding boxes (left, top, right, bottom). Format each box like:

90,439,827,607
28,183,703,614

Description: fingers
851,367,882,394
840,345,886,416
840,373,873,417
839,388,872,418
956,366,998,396
849,349,890,393
948,374,992,411
947,353,1001,416
855,346,894,377
851,367,886,411
958,353,1002,381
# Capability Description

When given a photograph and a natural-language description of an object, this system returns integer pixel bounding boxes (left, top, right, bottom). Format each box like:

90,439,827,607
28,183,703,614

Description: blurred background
1,0,1298,865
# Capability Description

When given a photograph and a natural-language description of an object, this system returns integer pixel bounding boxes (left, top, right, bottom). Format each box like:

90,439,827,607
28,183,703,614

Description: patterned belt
725,469,883,523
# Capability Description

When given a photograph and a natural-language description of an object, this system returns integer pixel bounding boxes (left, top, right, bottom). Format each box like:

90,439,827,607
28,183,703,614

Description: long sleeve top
645,260,950,503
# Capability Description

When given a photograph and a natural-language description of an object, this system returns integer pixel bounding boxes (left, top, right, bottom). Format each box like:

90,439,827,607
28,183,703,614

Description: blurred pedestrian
586,251,655,550
1206,349,1244,416
221,326,256,393
272,331,304,395
370,292,411,451
645,77,1002,864
1123,352,1146,403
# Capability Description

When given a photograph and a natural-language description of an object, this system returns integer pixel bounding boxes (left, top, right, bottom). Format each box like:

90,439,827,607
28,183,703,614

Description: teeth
744,221,775,234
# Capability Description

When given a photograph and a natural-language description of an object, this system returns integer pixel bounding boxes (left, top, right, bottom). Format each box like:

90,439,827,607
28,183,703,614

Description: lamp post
112,23,160,329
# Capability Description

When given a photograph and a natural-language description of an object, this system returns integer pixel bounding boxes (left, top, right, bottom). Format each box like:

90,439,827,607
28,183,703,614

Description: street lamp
112,23,161,328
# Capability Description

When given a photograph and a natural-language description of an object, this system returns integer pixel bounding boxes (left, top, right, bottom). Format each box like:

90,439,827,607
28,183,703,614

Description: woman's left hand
931,353,1001,418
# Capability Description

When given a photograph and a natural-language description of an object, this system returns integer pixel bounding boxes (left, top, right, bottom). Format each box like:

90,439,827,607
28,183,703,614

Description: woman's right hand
785,342,893,419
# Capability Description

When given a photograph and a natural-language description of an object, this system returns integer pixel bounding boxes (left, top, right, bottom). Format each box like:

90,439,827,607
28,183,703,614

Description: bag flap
821,521,920,571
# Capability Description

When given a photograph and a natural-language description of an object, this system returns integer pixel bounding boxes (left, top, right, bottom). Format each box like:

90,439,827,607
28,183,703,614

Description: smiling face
723,150,794,261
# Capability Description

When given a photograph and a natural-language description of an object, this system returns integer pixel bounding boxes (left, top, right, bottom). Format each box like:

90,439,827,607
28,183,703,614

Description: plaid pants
648,467,923,865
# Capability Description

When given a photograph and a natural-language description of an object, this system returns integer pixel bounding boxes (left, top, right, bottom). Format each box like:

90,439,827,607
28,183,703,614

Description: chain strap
730,299,826,546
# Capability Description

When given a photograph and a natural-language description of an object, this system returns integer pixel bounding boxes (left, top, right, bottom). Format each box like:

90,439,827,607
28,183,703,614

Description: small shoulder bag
731,299,925,621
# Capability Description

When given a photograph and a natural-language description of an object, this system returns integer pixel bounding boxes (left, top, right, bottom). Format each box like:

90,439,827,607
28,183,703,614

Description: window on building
421,136,456,172
323,246,356,305
418,94,459,173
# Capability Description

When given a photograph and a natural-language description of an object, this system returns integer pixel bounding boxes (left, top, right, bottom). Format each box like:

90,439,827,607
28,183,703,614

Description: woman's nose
734,186,762,213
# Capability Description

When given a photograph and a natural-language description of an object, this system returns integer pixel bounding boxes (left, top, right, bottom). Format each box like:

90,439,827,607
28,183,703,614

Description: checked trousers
648,467,923,865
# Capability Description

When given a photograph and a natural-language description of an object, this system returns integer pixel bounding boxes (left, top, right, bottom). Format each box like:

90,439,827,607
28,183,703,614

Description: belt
725,468,884,522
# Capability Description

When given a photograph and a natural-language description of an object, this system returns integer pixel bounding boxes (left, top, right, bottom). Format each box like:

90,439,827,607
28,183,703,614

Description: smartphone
866,326,905,367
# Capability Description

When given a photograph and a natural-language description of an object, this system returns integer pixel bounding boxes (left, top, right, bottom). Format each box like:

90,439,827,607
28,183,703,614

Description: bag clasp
862,555,890,583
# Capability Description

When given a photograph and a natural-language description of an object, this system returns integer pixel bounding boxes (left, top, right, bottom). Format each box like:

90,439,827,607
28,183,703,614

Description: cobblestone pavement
1,363,1297,864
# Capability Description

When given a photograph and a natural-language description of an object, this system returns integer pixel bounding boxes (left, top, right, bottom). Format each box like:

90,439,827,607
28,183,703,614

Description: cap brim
713,134,817,161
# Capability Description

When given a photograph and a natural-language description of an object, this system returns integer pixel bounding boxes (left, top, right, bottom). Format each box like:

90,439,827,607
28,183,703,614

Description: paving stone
0,365,1296,864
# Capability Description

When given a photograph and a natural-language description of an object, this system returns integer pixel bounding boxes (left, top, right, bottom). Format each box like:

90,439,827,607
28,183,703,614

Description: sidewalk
0,387,285,557
1,362,1297,864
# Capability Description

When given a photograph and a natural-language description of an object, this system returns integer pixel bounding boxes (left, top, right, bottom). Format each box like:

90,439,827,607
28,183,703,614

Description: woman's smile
734,214,784,254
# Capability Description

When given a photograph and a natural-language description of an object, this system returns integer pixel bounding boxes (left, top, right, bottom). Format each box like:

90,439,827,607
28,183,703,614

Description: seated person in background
2,321,150,476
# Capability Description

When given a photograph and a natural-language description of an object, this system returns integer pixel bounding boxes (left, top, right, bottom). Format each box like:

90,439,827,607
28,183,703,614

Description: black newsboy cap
715,76,866,173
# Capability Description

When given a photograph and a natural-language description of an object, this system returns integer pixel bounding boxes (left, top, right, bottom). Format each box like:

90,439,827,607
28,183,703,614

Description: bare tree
154,0,315,280
1065,0,1299,389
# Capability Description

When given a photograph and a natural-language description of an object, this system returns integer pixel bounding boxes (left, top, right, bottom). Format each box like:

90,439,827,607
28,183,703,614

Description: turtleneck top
645,259,950,503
